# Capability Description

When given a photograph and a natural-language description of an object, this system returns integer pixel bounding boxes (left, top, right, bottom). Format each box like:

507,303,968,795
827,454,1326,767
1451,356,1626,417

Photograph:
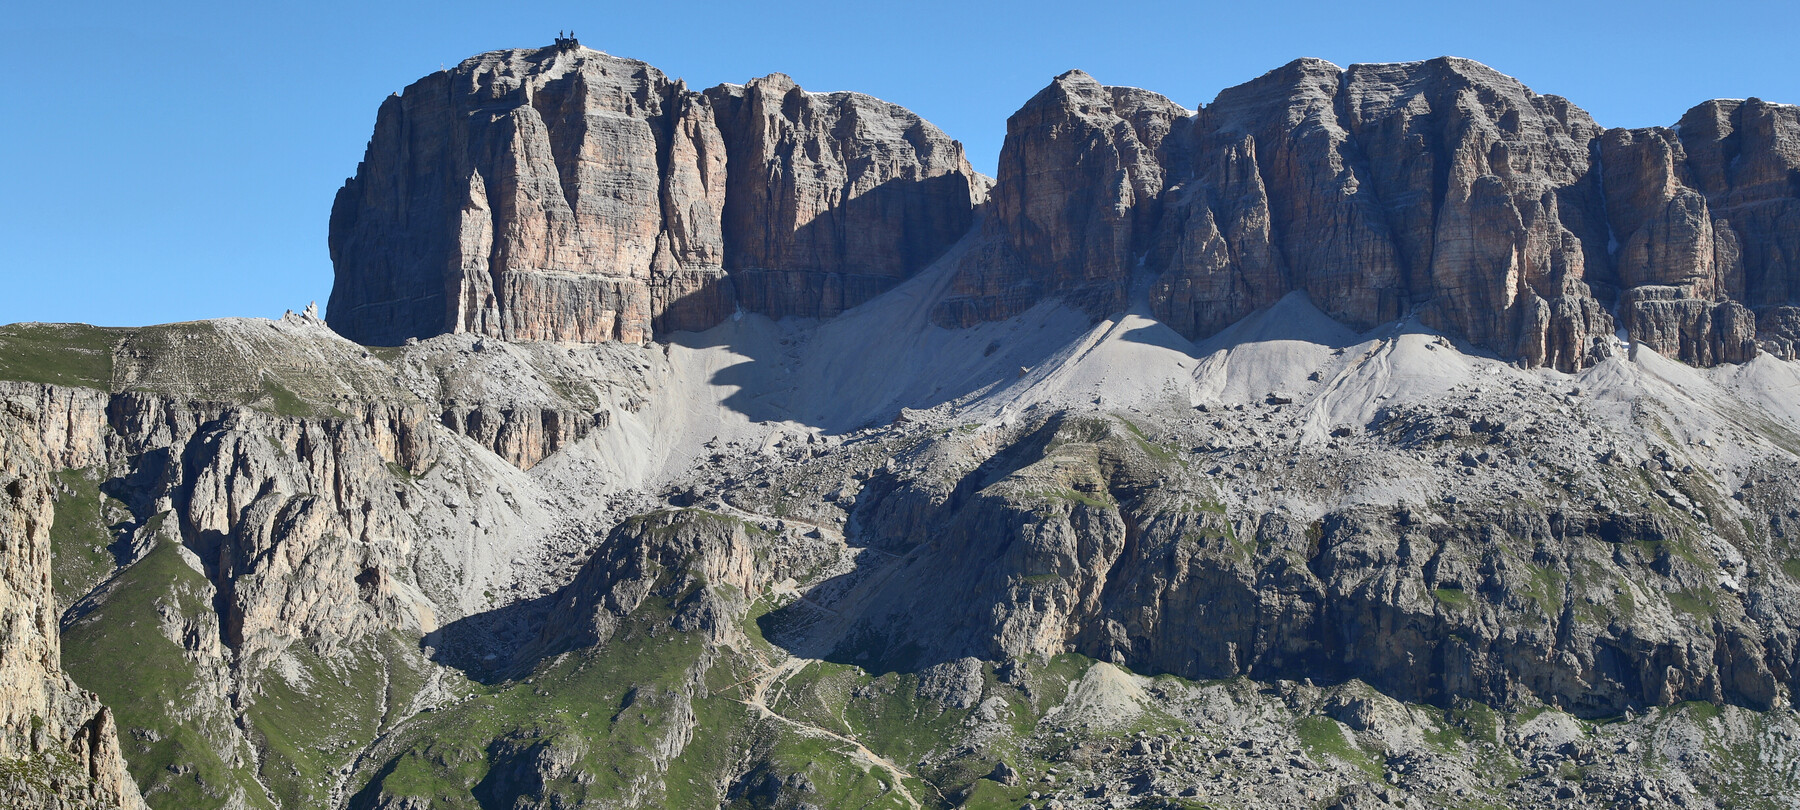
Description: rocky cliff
0,384,144,810
332,49,1800,372
327,41,983,346
0,317,667,809
13,264,1800,809
940,57,1800,370
11,43,1800,810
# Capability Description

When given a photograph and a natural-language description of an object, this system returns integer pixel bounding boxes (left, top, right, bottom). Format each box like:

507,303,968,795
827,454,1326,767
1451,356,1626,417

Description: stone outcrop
705,74,985,321
328,46,1800,369
936,71,1188,326
940,58,1620,370
523,509,815,659
0,386,145,810
159,405,441,661
0,319,633,808
439,404,606,471
328,42,981,346
1758,305,1800,359
813,414,1800,716
1623,288,1757,366
940,57,1800,370
1601,99,1800,363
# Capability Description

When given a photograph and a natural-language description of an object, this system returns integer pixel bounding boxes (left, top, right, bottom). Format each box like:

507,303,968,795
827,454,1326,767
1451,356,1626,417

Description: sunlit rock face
328,43,982,347
942,57,1800,370
331,48,1800,370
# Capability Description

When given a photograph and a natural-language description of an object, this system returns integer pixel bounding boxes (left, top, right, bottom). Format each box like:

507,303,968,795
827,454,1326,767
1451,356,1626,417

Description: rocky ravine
6,41,1800,810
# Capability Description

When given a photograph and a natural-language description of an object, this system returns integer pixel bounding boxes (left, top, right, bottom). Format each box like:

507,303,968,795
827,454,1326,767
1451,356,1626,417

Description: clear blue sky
5,0,1797,327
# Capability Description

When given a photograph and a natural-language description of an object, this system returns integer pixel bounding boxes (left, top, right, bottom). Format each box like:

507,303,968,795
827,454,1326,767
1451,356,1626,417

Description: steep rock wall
817,415,1800,716
0,385,144,809
941,57,1800,370
328,42,981,346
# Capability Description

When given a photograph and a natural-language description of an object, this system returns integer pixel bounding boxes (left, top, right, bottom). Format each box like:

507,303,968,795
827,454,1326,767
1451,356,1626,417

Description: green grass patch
259,377,316,417
61,536,274,810
1523,565,1564,617
1295,715,1382,779
352,591,758,809
1115,416,1179,465
957,776,1031,809
0,323,122,388
1667,587,1720,619
48,468,123,610
248,633,426,809
1433,585,1471,608
1674,701,1723,723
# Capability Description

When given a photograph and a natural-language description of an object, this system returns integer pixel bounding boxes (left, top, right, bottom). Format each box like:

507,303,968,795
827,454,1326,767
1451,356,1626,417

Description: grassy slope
247,633,431,809
60,537,274,810
352,594,751,809
48,467,125,612
0,323,122,389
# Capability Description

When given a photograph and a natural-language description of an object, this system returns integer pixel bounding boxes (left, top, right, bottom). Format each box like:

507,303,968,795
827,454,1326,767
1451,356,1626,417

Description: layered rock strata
330,47,1800,370
328,42,982,346
939,57,1800,369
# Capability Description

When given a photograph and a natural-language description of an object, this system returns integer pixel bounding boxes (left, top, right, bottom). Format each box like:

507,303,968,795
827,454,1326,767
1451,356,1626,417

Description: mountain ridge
6,41,1800,810
329,46,1800,375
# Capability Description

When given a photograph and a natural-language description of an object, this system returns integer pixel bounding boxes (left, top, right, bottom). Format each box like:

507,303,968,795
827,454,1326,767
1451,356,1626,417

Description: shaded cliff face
327,43,981,346
941,57,1800,370
1603,99,1800,363
934,71,1190,325
812,414,1800,716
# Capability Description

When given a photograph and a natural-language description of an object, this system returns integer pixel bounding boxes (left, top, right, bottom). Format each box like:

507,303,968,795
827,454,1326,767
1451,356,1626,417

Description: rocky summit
327,42,984,346
6,41,1800,810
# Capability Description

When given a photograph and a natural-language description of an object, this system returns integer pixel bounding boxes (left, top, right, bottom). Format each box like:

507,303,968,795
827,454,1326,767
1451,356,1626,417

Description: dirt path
735,652,925,809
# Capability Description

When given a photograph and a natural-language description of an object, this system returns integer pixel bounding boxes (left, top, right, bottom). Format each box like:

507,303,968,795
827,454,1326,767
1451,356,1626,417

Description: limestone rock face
331,47,1800,370
1594,98,1800,365
816,414,1800,716
939,71,1187,326
0,386,145,810
707,74,983,321
523,509,830,661
1624,288,1757,366
439,404,606,471
1335,59,1613,369
1192,58,1410,335
943,58,1619,370
1758,306,1800,359
150,405,441,659
1675,99,1800,311
1601,129,1730,297
943,57,1800,370
329,44,980,346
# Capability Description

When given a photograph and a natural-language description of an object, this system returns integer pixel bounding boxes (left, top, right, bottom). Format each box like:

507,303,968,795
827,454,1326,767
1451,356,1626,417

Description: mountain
6,41,1800,810
326,41,984,346
330,48,1800,373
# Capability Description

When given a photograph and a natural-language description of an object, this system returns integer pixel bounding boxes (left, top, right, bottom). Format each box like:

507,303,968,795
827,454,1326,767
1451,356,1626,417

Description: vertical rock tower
937,57,1800,369
330,46,1800,370
327,39,983,346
